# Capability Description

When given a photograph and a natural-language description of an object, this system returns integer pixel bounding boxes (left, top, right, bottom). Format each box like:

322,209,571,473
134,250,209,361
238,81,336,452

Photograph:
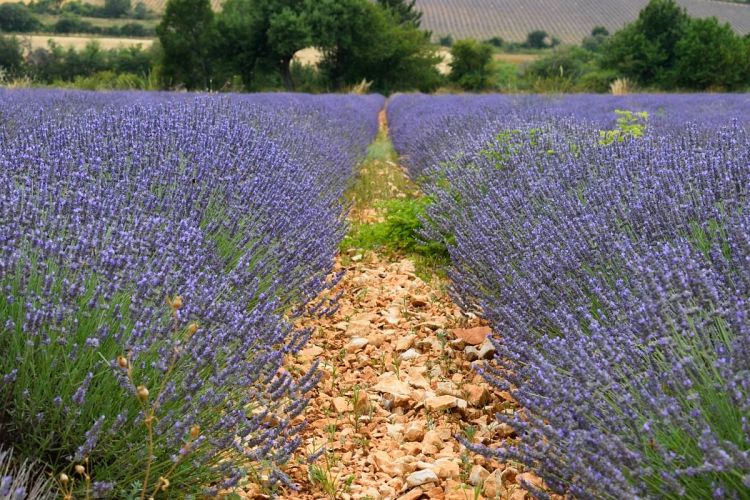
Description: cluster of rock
238,253,547,500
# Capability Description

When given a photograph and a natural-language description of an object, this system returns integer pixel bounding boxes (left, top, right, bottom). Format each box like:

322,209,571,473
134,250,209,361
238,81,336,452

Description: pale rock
347,337,369,353
333,396,353,413
406,469,438,487
477,339,496,359
396,334,416,352
372,374,412,401
469,465,490,486
394,455,419,474
397,489,423,500
462,384,489,407
362,487,381,499
497,422,515,438
404,422,425,442
436,381,461,398
297,345,324,362
432,458,460,480
386,423,405,440
422,429,443,448
483,469,503,498
368,333,386,347
509,489,529,500
373,450,399,475
385,307,403,325
347,319,371,336
451,326,491,345
410,296,429,307
425,485,445,499
464,345,480,362
400,348,421,361
352,254,363,262
379,485,397,499
425,395,458,412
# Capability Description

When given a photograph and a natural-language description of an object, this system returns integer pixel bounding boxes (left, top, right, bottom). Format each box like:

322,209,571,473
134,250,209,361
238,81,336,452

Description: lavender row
387,94,750,497
0,90,382,496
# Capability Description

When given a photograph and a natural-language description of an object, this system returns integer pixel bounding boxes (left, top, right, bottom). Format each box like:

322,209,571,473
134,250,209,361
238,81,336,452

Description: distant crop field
20,34,154,50
416,0,750,43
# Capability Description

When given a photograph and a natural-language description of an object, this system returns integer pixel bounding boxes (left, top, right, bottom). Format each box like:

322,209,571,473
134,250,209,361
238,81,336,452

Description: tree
525,30,551,49
673,17,747,89
602,0,689,86
308,0,440,93
102,0,131,17
0,34,23,77
591,26,609,37
0,3,42,32
377,0,421,27
449,39,493,90
156,0,215,89
215,0,310,90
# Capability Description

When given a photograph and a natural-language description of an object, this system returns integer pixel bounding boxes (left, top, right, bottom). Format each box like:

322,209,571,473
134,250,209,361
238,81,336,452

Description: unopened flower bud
74,465,85,475
190,424,200,439
186,322,199,336
59,473,69,485
136,385,149,401
167,295,183,310
117,356,128,369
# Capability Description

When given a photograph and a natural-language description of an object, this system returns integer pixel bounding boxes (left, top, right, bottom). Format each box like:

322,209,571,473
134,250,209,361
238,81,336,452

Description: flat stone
483,469,503,498
347,337,369,352
462,384,489,407
432,458,460,480
332,396,353,413
397,489,423,500
517,472,543,490
451,326,491,345
396,334,416,352
406,469,438,487
469,465,490,486
478,339,496,360
400,348,421,361
425,395,458,412
404,422,425,442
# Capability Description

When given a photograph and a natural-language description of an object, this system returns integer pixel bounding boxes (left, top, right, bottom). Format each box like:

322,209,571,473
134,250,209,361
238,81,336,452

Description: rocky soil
236,112,547,500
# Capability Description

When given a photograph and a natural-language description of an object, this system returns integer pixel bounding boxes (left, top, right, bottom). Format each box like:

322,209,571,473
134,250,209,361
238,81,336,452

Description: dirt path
236,112,538,500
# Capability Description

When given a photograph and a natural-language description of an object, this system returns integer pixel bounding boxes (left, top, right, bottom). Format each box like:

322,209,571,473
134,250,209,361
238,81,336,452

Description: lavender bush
0,447,54,500
0,90,382,497
388,94,750,498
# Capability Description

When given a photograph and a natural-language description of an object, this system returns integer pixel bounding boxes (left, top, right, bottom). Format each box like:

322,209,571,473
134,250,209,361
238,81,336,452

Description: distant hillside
416,0,750,43
12,0,748,46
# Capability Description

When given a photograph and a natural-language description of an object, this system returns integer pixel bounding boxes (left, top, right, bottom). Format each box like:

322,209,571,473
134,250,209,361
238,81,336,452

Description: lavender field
388,93,750,498
1,89,749,499
0,90,382,497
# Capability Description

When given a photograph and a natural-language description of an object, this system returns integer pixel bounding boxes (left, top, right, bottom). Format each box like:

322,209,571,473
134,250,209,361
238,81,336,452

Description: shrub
449,39,494,90
0,3,41,32
0,446,54,499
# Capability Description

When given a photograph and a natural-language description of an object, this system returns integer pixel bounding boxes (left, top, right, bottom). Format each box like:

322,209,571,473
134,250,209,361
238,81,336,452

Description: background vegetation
1,0,749,92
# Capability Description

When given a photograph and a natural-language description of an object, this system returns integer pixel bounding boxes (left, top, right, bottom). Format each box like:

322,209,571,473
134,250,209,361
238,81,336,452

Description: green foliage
309,0,440,93
673,17,749,90
525,29,554,49
438,34,453,47
57,70,151,90
377,0,422,27
0,34,23,77
343,198,448,261
216,0,311,90
102,0,131,17
26,40,155,83
526,45,597,87
599,110,649,145
0,3,42,32
156,0,214,89
602,0,688,86
449,39,494,90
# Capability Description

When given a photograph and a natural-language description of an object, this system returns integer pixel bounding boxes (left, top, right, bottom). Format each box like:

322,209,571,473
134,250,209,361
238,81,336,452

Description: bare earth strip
234,113,549,500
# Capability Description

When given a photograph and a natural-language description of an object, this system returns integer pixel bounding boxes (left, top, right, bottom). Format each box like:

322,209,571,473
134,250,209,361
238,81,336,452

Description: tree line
157,0,441,93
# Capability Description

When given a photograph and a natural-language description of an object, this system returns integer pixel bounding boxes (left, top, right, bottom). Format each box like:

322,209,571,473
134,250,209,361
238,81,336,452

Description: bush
53,14,99,34
449,39,494,90
0,34,23,76
0,3,42,32
0,447,54,499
